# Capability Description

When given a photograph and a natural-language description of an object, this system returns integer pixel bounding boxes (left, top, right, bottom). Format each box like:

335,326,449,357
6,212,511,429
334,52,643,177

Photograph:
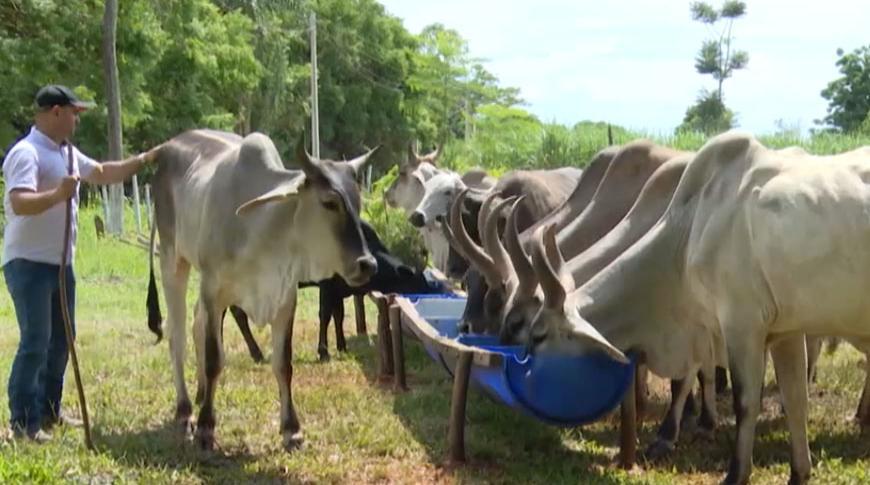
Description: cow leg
195,287,225,451
697,360,719,441
334,298,347,353
194,302,206,405
770,336,812,485
805,335,822,385
317,292,331,362
160,252,192,431
229,305,265,363
646,364,701,460
854,352,870,429
716,365,730,395
722,328,766,485
272,292,303,451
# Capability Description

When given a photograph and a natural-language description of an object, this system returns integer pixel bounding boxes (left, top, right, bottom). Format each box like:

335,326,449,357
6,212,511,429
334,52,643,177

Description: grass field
1,206,870,484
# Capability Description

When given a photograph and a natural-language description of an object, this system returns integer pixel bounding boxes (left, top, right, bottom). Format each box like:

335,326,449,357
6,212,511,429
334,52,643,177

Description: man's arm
9,176,79,216
84,153,146,186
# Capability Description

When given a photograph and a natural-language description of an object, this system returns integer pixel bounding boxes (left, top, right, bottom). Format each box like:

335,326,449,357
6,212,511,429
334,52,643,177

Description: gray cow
145,129,377,451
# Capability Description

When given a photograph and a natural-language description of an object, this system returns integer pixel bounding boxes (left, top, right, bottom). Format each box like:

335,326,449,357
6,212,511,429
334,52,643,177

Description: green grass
1,205,870,484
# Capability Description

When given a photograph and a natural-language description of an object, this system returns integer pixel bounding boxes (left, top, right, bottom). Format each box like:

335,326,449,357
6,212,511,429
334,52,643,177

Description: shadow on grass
346,332,870,481
93,420,288,484
344,334,638,483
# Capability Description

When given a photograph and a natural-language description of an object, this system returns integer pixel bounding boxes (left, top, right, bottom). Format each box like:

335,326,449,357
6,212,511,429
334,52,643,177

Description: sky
378,0,869,136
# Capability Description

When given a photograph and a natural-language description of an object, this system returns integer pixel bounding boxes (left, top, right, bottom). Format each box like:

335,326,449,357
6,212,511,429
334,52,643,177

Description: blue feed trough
395,294,636,426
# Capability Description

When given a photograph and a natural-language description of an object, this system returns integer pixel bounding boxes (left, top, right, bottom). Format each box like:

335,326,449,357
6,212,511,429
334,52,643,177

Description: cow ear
347,146,378,177
567,314,629,364
235,177,304,216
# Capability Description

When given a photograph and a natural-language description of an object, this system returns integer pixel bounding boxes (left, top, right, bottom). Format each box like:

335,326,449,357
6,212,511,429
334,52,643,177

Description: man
2,84,157,442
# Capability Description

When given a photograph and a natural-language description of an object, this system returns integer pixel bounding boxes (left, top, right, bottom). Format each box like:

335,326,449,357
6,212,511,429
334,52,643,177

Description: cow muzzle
346,255,378,286
409,211,426,228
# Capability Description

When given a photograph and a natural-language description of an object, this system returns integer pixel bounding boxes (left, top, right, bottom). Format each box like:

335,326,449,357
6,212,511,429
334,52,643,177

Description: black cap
35,84,96,110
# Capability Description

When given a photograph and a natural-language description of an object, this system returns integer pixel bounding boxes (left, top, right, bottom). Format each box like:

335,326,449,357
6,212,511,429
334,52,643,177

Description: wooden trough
361,291,642,468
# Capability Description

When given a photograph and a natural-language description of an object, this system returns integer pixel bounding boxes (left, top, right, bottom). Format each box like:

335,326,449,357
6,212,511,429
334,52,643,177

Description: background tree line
2,0,869,188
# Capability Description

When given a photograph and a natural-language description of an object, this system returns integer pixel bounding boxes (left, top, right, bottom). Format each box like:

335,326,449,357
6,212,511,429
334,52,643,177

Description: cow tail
146,207,163,343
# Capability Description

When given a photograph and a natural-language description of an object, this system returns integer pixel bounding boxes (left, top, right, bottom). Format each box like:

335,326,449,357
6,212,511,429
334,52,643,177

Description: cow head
526,224,627,363
235,137,377,286
385,145,441,213
442,189,515,334
409,172,465,228
498,197,544,344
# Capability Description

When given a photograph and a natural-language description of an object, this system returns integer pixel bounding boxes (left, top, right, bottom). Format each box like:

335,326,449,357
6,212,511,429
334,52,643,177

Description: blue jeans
3,258,75,434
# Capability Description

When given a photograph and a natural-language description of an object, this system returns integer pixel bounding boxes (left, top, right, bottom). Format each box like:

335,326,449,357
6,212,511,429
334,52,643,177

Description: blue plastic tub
401,295,636,427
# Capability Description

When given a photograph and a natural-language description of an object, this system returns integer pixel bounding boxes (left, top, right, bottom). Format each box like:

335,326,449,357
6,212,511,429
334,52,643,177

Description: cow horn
542,223,574,293
531,224,567,310
347,146,378,177
430,144,442,164
450,189,501,286
483,195,516,283
477,190,501,246
407,143,420,167
505,196,537,298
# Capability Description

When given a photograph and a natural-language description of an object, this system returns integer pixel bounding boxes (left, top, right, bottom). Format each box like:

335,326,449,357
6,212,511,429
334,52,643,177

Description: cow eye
531,331,546,346
323,199,340,212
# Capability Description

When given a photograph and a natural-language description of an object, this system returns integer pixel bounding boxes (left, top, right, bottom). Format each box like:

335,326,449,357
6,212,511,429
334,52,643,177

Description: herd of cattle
141,128,870,484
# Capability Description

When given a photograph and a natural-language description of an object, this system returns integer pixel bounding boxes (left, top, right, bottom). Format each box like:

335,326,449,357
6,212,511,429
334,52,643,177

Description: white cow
146,129,377,451
526,131,870,484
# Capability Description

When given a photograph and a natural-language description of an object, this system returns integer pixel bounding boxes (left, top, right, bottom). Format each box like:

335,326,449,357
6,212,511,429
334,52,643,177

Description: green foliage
405,24,521,150
676,89,736,135
682,1,747,135
819,45,870,133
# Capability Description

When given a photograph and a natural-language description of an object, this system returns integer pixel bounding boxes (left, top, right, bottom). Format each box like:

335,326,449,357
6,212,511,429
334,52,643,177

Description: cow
145,129,377,451
523,131,870,484
448,141,676,336
384,145,493,272
493,154,717,457
226,219,448,362
419,166,584,283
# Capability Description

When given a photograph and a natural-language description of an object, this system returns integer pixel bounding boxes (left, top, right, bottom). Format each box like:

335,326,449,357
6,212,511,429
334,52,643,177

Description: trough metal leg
619,364,638,470
449,351,473,464
354,294,367,335
389,304,407,391
376,297,394,379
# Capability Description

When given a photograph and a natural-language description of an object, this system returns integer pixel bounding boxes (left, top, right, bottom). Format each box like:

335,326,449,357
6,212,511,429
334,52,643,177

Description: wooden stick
448,351,473,464
354,294,367,335
62,143,93,451
389,304,407,391
374,294,394,378
619,364,638,469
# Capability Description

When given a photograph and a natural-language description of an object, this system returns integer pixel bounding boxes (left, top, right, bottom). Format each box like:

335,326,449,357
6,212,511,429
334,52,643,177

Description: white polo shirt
2,126,100,267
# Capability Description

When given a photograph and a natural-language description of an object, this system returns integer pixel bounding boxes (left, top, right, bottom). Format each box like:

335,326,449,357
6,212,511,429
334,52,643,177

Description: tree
678,1,748,135
819,45,870,133
102,0,123,234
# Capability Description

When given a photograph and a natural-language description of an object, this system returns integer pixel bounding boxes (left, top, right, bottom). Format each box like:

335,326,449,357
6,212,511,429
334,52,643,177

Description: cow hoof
175,401,193,434
644,439,676,461
283,431,304,451
318,351,330,362
196,428,216,451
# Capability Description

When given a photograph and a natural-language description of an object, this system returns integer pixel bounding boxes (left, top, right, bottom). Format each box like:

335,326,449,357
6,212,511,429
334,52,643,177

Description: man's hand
53,175,80,203
140,144,163,164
